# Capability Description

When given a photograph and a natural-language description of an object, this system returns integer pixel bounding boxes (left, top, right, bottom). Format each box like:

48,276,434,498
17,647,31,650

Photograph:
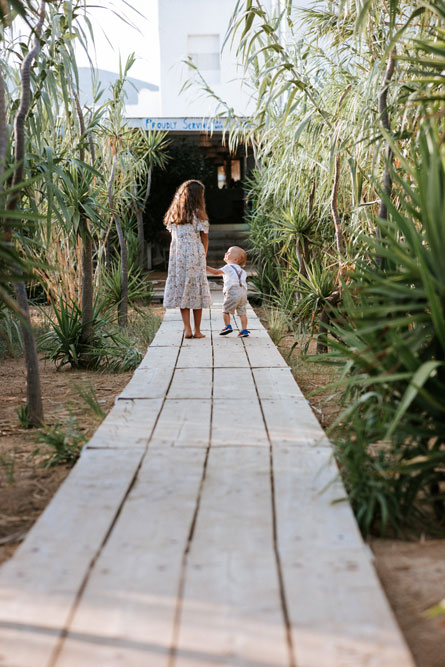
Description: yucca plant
39,294,142,372
100,260,152,317
38,297,85,368
34,417,84,468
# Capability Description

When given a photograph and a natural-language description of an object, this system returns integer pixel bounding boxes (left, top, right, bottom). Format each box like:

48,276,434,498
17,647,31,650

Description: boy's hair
231,246,247,267
163,180,207,226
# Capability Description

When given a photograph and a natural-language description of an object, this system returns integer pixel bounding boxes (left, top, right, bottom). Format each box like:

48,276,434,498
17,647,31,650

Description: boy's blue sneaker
238,329,250,337
219,324,233,335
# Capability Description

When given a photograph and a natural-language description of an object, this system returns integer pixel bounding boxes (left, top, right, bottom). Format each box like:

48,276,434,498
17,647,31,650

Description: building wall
156,0,271,118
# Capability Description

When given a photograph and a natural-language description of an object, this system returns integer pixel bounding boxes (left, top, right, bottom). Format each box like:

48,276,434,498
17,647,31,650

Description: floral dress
163,214,211,309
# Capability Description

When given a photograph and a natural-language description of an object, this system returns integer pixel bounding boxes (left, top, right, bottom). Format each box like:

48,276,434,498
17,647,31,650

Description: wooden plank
209,318,240,332
54,448,207,667
261,397,331,448
150,399,211,449
243,328,273,340
181,333,212,348
0,449,143,667
212,398,269,447
87,399,163,449
233,314,266,331
139,346,178,369
213,340,249,368
253,367,306,401
273,446,415,666
150,326,184,347
213,368,257,400
162,308,211,322
119,366,174,400
176,344,212,368
162,309,183,321
175,447,290,667
168,368,212,400
244,343,288,368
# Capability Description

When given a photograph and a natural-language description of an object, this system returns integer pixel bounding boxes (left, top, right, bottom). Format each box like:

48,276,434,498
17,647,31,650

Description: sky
74,0,159,84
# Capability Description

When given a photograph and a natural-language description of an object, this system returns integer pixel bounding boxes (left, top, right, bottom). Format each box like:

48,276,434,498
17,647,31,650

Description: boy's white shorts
222,285,248,315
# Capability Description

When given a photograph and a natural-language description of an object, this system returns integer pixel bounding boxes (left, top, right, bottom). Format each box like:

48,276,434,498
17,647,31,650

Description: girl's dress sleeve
195,217,209,234
166,216,173,232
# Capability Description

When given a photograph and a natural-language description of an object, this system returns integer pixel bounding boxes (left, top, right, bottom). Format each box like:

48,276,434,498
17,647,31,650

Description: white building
126,0,275,128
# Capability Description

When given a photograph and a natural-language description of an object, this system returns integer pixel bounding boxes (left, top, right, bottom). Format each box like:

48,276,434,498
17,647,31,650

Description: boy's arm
206,265,224,276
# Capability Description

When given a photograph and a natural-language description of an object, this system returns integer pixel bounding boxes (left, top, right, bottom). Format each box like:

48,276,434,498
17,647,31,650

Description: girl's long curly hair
163,180,207,226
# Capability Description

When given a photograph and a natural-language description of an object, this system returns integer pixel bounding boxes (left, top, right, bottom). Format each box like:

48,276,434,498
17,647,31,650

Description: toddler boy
206,246,250,337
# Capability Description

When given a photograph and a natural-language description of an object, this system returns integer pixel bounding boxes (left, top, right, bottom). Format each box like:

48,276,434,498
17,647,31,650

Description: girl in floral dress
163,180,211,338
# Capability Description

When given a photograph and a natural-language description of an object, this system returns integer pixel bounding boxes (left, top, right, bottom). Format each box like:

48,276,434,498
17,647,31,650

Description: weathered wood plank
175,447,290,667
273,446,415,666
150,399,211,449
253,367,306,401
213,368,257,400
212,398,269,447
150,326,184,347
233,314,266,331
118,366,174,400
0,449,143,667
139,346,179,369
54,448,207,667
244,343,288,368
168,368,212,400
261,397,331,448
87,399,163,449
176,344,212,368
209,317,240,332
163,308,211,322
213,341,249,368
181,333,212,348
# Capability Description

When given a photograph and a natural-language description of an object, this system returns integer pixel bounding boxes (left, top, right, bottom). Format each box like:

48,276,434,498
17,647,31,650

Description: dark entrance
144,131,254,267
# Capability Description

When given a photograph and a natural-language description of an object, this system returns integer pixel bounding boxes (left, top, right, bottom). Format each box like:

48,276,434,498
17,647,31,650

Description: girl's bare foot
184,329,193,339
193,331,206,338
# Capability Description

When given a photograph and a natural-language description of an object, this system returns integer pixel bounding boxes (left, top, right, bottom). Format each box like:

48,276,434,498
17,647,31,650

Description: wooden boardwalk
0,296,414,667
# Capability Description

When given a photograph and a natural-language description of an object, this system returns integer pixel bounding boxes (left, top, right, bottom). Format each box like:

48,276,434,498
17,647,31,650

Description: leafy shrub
17,404,33,429
0,306,22,359
0,448,17,484
100,261,152,315
39,296,142,372
329,125,445,535
126,308,162,349
91,326,142,372
39,297,84,368
74,382,105,420
34,418,84,467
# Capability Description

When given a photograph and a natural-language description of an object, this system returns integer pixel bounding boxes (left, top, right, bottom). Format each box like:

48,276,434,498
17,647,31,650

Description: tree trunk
0,71,6,186
136,168,152,271
15,281,43,425
316,307,330,355
316,290,340,354
80,234,94,348
73,90,95,357
331,154,344,260
6,4,45,212
108,152,128,327
377,49,396,269
5,3,46,426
